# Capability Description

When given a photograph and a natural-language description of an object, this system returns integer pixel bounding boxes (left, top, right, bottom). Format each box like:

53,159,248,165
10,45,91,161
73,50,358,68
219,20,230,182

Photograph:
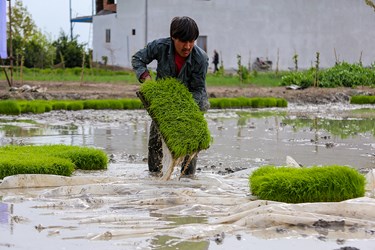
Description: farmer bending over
132,16,210,176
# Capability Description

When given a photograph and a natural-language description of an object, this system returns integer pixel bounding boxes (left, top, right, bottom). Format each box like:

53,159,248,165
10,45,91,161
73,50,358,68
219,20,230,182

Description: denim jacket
132,37,210,111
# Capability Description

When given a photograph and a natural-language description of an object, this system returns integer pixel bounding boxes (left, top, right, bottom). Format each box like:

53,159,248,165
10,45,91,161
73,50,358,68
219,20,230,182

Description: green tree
365,0,375,11
9,0,55,68
53,31,86,68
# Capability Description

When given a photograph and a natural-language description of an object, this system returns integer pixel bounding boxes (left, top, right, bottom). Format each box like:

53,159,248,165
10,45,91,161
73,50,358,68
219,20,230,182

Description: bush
280,70,314,88
249,165,365,203
320,62,375,88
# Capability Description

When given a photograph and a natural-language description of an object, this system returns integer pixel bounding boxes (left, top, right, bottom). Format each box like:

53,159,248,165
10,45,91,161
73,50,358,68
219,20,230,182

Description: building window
132,29,136,35
196,36,207,52
107,0,115,4
105,29,111,43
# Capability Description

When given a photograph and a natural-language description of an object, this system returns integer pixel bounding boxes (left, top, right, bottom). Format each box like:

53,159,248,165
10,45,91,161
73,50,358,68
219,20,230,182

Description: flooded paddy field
0,103,375,250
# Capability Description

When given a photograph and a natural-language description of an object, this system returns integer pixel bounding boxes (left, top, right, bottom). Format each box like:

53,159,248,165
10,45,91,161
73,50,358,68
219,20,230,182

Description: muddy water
0,103,375,250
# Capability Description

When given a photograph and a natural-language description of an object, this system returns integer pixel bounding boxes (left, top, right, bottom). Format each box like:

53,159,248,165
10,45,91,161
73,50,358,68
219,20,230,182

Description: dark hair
170,16,199,42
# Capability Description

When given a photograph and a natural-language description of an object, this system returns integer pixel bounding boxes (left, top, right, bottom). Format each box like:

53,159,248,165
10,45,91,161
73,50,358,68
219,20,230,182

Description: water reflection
0,202,8,226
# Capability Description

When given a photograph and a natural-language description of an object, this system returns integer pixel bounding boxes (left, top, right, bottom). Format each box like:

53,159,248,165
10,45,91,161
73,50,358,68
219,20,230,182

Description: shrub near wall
249,165,365,203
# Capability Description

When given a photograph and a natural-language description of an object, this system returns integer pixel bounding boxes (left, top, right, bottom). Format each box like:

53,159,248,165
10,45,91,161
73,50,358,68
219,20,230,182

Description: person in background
132,16,210,176
212,50,219,73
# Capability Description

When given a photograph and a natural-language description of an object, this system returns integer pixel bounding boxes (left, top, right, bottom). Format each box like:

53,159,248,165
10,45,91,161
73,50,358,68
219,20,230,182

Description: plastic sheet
0,167,374,249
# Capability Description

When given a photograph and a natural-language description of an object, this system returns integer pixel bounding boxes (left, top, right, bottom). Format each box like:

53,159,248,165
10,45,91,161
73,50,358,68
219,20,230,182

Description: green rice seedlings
209,97,288,109
138,78,211,180
19,100,52,114
66,101,84,111
351,95,375,105
249,165,365,203
52,101,68,110
0,100,21,115
0,145,108,179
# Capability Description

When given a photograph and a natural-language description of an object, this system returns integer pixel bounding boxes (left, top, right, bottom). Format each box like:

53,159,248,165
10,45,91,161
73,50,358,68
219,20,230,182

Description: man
132,16,210,176
213,50,219,73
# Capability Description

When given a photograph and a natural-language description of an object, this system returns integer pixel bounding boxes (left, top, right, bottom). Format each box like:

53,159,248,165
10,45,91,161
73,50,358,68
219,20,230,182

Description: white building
92,0,375,71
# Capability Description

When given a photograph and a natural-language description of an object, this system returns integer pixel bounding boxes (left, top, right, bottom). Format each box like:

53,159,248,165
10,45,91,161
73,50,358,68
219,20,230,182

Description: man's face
173,38,195,58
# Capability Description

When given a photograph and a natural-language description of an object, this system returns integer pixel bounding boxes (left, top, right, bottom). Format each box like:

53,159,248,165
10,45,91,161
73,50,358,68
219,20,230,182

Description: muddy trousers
148,121,197,175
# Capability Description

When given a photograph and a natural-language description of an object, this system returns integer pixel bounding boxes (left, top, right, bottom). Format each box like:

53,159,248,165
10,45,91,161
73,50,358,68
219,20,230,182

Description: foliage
280,69,315,88
0,144,108,179
319,62,375,87
249,165,365,203
281,62,375,88
365,0,375,11
139,78,211,158
7,0,55,68
53,32,87,68
237,54,251,83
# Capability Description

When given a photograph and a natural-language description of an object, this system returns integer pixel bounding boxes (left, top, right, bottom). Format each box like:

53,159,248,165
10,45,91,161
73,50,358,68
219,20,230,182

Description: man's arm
190,55,210,112
131,41,157,83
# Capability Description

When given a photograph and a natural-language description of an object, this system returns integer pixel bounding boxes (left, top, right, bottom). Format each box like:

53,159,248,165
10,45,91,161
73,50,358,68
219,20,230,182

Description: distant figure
212,50,219,73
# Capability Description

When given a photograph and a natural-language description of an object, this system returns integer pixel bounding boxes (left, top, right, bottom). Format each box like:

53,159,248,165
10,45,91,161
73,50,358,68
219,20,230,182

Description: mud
1,80,375,104
0,84,375,249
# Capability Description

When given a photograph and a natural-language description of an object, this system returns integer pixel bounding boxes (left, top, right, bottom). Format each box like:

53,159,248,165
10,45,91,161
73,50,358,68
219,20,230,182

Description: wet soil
1,80,375,104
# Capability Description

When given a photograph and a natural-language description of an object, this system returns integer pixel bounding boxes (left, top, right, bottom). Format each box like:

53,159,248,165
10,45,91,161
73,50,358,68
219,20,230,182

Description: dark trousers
148,121,197,175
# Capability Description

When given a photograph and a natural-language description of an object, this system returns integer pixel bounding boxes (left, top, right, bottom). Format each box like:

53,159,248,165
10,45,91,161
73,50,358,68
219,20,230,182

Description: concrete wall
92,0,375,71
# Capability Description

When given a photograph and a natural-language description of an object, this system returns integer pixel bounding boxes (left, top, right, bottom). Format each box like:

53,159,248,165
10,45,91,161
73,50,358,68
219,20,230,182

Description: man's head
170,16,199,58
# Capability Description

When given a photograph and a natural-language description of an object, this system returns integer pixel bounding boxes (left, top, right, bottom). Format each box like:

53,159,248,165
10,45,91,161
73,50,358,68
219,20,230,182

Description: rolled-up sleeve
131,41,157,82
190,54,210,111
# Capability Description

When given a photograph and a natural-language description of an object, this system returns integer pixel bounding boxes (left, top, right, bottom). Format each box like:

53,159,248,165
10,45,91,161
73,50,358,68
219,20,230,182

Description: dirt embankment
1,81,374,104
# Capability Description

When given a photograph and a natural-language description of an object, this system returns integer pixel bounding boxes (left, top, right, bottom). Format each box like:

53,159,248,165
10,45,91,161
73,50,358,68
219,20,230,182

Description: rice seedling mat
137,78,211,180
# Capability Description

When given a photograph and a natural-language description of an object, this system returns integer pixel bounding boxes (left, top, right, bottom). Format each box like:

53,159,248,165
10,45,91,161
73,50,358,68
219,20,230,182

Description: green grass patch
350,95,375,105
138,78,211,158
0,145,108,179
249,165,365,203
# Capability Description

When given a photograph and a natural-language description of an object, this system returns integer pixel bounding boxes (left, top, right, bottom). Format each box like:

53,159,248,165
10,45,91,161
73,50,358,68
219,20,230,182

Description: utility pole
69,0,73,40
145,0,148,45
8,0,12,86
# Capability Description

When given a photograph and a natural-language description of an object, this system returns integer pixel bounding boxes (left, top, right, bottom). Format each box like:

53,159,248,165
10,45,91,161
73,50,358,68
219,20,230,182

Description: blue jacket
132,37,210,111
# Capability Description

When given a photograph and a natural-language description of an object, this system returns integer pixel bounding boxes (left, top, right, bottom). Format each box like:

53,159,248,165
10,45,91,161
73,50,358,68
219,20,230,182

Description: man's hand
144,75,152,82
140,71,152,83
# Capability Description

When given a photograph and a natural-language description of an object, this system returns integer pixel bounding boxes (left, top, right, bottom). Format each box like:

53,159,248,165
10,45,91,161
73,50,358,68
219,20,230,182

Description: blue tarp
0,0,7,59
